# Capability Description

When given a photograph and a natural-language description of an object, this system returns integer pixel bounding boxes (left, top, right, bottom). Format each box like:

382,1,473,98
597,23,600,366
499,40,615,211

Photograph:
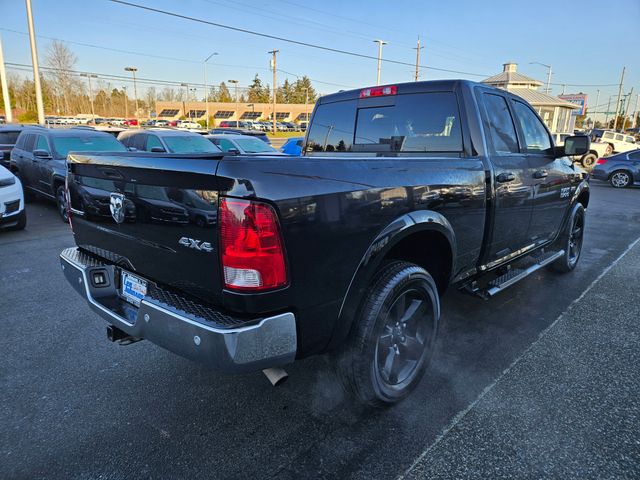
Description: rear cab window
306,89,463,154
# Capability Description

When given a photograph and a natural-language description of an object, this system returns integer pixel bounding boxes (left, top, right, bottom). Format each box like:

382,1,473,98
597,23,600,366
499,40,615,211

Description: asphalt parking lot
1,181,639,480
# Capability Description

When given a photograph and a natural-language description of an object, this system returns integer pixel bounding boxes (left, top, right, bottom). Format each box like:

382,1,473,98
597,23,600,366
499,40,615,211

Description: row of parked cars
218,120,307,132
0,124,304,229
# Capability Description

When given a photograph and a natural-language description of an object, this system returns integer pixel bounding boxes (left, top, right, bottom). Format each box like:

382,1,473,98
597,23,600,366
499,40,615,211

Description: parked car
209,128,271,144
0,125,26,168
123,119,139,127
71,125,126,138
118,129,221,154
597,130,637,154
298,121,308,131
280,136,304,155
205,134,283,155
175,121,202,130
0,165,26,230
60,80,590,407
218,120,252,129
591,149,640,188
10,126,127,221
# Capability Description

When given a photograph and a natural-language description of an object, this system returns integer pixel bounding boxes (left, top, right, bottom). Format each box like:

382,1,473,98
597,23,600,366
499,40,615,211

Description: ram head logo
109,193,126,224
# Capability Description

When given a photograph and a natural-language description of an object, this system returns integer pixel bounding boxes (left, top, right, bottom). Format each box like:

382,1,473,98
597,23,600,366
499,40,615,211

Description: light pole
122,85,128,119
228,79,239,123
180,82,188,120
189,87,197,120
204,51,218,130
529,62,552,94
0,36,13,123
25,0,45,124
373,39,387,86
124,67,139,125
80,73,97,120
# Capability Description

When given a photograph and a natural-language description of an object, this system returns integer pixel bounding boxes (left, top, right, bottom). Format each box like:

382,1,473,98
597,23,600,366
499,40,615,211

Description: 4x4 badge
109,193,125,224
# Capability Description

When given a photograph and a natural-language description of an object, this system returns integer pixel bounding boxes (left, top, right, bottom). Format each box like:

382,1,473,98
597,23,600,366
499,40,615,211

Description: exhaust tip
262,367,289,387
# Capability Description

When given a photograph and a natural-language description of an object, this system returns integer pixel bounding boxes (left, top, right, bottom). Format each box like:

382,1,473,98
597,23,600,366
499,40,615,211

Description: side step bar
486,250,564,297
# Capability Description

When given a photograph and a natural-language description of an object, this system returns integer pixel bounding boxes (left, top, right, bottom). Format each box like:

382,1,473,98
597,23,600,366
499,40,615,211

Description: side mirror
562,136,590,156
150,146,166,153
227,148,240,155
33,149,51,159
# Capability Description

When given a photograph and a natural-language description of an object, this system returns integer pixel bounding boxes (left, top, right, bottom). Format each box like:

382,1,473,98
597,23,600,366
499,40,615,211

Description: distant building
482,63,580,133
153,101,314,125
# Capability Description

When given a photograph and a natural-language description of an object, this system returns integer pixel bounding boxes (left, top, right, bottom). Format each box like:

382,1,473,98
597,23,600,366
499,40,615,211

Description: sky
1,0,639,121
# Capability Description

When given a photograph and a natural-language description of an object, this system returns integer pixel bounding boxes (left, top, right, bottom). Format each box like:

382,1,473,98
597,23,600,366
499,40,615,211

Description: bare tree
45,40,77,114
160,87,177,102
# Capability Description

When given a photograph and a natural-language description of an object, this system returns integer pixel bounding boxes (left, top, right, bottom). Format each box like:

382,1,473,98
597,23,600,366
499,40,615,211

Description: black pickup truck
60,80,590,406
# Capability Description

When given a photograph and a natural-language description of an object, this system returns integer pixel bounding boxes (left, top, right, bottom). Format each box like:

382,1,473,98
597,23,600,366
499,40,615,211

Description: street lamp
204,51,218,130
373,39,387,86
122,85,128,119
529,62,552,95
228,79,239,123
80,73,97,120
180,82,189,119
189,87,197,119
124,67,139,125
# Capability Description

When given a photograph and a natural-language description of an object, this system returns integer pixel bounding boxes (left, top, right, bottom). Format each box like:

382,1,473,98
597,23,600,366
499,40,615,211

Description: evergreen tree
247,74,270,103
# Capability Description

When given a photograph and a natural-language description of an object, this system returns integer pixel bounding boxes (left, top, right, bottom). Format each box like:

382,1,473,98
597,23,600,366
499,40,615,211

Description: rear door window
354,92,462,152
145,135,164,151
482,93,519,154
24,134,36,152
306,100,357,152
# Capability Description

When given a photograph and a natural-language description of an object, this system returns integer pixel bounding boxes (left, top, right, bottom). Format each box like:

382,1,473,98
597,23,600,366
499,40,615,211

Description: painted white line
398,234,640,480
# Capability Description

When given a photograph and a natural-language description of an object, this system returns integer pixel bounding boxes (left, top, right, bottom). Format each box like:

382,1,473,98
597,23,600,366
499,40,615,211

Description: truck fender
328,210,456,350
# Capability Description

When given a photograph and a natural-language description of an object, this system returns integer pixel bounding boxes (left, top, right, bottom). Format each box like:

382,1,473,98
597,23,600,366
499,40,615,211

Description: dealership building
153,101,314,126
482,63,581,133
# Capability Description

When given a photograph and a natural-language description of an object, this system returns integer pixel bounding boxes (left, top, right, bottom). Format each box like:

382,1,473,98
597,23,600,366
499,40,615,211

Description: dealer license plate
121,271,147,307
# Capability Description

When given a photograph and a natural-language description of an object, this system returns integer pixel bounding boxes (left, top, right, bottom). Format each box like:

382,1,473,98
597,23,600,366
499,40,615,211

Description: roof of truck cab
317,79,478,104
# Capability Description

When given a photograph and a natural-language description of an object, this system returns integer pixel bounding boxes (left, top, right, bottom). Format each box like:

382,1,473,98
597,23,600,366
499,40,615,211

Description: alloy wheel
568,211,584,267
611,172,630,188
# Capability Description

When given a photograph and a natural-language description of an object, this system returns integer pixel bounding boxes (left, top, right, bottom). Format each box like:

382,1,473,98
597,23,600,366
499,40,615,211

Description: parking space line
398,234,640,480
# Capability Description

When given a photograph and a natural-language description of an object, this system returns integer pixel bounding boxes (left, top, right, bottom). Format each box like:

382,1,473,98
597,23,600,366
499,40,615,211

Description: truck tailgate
66,151,227,304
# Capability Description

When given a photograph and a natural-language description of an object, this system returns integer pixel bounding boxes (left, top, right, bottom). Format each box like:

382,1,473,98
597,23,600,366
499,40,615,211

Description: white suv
0,165,26,231
597,130,637,154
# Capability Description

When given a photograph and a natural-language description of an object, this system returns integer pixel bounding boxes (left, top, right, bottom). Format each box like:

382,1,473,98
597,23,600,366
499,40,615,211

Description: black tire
580,153,597,169
549,203,585,273
335,261,440,407
6,210,27,231
609,170,631,188
56,185,69,222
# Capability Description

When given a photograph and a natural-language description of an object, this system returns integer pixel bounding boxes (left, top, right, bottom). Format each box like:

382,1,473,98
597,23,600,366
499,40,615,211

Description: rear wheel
56,185,69,222
550,203,585,273
610,170,631,188
336,261,440,407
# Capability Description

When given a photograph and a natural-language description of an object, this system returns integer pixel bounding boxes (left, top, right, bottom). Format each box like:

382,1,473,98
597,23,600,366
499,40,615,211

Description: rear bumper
590,168,608,181
60,247,297,373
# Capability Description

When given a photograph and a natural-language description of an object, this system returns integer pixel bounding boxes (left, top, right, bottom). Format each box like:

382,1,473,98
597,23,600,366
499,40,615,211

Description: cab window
482,93,519,154
511,101,551,153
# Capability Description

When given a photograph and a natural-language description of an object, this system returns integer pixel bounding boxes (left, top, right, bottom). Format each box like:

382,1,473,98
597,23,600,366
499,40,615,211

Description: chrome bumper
60,247,297,373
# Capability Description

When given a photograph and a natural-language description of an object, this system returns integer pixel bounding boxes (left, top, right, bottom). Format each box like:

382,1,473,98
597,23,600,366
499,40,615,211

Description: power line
107,0,491,77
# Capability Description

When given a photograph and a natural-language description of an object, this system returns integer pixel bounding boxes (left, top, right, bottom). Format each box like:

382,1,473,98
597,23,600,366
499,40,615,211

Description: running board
485,250,564,297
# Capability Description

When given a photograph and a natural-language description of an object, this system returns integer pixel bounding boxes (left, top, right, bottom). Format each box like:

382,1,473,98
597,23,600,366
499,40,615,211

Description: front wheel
580,153,597,169
550,203,585,273
56,185,69,222
336,261,440,407
610,170,631,188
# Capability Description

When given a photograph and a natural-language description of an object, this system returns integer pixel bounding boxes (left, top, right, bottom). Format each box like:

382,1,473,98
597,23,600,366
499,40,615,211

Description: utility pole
622,87,634,131
529,62,552,94
228,79,239,124
203,51,218,130
561,84,566,95
190,87,197,120
613,66,625,131
605,95,612,127
373,40,387,86
0,35,12,123
80,73,97,120
180,82,188,119
632,94,640,129
268,49,279,134
25,0,44,125
304,87,309,126
593,89,600,128
413,37,423,82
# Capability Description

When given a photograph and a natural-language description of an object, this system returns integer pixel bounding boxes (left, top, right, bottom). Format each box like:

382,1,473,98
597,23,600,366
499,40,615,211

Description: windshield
52,135,127,158
236,137,276,153
163,135,221,153
0,131,20,144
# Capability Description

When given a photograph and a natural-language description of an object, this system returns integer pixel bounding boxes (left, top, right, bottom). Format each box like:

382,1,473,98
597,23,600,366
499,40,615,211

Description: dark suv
10,126,127,221
0,125,27,168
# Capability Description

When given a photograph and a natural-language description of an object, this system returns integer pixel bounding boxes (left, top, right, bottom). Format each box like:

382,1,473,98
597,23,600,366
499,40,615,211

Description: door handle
533,170,548,179
496,172,516,183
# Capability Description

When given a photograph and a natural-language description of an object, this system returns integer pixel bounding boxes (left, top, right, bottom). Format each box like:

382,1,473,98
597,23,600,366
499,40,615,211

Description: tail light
596,158,607,165
360,85,397,98
219,197,287,291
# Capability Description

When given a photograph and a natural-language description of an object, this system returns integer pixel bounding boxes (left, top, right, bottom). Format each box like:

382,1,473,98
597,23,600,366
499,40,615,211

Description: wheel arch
327,210,456,351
